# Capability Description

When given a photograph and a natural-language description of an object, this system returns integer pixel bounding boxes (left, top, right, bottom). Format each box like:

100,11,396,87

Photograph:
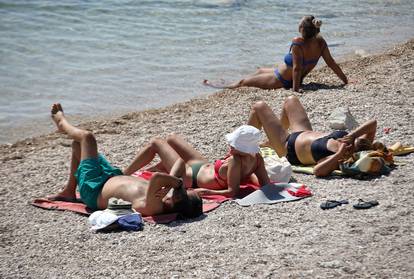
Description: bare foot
51,103,65,132
202,79,228,89
46,189,77,202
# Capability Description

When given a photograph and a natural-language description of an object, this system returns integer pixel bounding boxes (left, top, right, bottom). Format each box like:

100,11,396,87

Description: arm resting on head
348,119,377,142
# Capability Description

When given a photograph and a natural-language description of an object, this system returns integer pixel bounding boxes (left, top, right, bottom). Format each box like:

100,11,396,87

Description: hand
338,143,354,160
338,134,355,145
193,188,209,196
155,186,172,198
173,178,184,189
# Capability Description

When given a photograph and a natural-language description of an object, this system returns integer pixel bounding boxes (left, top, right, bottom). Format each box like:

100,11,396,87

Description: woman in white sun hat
124,125,270,198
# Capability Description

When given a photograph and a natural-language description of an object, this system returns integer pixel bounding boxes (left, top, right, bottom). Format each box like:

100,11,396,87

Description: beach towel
260,143,408,177
31,170,221,224
260,147,344,176
31,195,220,224
235,183,312,206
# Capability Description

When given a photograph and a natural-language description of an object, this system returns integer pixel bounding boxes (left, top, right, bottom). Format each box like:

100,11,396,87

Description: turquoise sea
1,0,413,143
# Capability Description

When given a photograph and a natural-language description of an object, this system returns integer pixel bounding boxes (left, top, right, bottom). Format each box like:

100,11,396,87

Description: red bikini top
213,153,260,186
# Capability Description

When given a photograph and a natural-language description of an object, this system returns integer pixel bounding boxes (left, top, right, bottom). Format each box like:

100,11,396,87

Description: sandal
353,199,379,210
320,199,349,210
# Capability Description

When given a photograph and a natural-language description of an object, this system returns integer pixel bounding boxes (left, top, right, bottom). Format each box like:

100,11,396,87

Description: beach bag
263,155,292,183
328,107,358,131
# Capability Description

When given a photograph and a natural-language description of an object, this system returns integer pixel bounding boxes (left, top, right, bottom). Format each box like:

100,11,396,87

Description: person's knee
166,133,179,145
284,96,300,110
256,68,264,74
149,137,164,150
252,100,269,113
82,131,96,146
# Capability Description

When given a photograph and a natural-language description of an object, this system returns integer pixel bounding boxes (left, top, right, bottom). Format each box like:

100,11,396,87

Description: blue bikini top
284,41,321,67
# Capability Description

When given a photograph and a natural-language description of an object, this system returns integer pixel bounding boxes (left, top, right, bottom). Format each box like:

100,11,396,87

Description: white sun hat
225,125,262,154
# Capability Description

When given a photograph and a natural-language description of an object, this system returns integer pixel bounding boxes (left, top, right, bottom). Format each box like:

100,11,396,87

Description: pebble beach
0,39,413,278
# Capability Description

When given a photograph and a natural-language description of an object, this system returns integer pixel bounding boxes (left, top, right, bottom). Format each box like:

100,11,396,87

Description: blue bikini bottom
274,69,292,89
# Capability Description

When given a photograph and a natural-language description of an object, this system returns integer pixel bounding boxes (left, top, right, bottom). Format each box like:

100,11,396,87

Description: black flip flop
320,199,349,210
353,199,379,210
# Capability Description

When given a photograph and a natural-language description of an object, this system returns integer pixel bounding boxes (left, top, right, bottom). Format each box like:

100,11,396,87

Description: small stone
318,260,343,269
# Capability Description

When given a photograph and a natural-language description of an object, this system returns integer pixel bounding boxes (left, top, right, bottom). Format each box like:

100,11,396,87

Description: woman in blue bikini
203,15,348,92
248,97,378,177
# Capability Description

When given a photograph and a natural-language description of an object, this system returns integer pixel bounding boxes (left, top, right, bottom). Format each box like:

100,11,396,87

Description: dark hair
173,192,203,219
354,138,373,152
300,15,321,40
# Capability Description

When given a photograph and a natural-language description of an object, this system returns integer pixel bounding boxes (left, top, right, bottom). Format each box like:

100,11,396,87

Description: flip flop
320,199,349,210
353,199,379,210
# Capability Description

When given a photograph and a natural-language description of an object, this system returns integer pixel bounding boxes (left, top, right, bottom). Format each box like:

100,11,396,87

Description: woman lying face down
123,125,271,198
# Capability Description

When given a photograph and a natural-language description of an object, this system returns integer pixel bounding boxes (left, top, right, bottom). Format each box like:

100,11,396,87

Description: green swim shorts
75,154,123,210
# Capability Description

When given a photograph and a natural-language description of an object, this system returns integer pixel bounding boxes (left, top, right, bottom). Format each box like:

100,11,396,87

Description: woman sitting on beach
248,96,378,176
203,15,348,92
123,125,271,198
47,104,202,218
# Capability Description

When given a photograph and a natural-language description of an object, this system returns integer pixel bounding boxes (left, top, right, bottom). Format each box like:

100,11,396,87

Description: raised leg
280,96,312,132
51,103,98,160
166,134,207,165
248,101,288,156
123,137,181,175
47,141,80,201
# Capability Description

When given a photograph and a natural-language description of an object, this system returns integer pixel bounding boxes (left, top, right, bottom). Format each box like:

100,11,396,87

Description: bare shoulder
292,37,305,44
316,36,327,47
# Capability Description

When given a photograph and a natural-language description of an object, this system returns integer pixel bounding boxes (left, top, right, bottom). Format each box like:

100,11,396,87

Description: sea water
1,0,413,144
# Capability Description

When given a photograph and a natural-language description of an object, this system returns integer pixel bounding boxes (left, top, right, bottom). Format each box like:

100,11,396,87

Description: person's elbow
369,119,377,129
225,188,239,198
292,65,301,75
314,166,330,177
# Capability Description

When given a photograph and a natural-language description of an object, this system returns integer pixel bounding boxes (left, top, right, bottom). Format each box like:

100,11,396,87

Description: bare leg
123,137,181,175
280,96,312,132
248,101,288,156
166,134,207,165
47,141,80,201
51,103,98,160
246,67,275,78
204,72,284,90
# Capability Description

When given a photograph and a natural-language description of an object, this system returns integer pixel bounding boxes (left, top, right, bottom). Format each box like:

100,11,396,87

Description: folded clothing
89,211,143,232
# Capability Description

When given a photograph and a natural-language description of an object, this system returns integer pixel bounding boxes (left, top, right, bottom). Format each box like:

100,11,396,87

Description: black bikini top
310,130,348,162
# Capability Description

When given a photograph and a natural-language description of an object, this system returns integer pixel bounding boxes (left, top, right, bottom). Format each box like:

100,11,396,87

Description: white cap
225,125,261,154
